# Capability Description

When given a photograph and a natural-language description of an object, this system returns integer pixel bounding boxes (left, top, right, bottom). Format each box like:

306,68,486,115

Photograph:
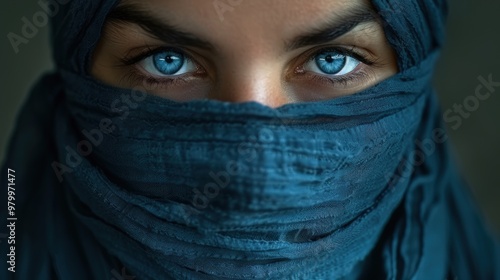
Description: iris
315,52,347,75
153,50,185,75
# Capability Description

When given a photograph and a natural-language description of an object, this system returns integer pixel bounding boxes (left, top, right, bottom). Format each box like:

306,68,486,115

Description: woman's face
91,0,398,107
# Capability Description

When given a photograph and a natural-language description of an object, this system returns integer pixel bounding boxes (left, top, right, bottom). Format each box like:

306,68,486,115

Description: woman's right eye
139,49,198,77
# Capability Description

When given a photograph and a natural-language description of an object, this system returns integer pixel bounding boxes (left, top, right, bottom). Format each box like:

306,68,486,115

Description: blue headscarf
2,0,499,279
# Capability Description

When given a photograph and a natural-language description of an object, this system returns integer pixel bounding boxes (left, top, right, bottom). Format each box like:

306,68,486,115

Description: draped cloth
1,0,499,279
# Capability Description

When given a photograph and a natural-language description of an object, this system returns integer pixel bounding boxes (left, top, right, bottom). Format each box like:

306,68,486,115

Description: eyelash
298,46,376,86
120,45,376,89
119,46,199,88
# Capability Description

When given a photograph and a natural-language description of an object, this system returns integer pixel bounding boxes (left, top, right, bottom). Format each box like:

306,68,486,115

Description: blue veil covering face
1,0,499,279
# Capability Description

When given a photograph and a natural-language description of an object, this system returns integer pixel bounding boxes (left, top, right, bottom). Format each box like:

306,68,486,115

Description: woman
1,0,499,279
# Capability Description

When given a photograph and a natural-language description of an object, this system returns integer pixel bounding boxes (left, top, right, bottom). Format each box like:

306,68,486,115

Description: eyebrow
106,3,379,52
107,3,217,51
285,5,378,51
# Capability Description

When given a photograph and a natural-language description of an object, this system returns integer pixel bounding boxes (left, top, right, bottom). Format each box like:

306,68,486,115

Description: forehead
118,0,371,41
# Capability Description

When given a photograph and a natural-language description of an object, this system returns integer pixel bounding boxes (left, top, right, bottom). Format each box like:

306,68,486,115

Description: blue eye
304,50,360,76
153,51,184,74
140,49,197,77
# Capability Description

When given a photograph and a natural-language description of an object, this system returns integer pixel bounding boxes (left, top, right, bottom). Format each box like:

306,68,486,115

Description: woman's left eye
304,50,361,76
140,49,197,77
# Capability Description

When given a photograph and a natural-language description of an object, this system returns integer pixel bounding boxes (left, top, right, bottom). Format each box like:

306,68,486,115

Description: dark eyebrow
106,3,379,53
107,3,217,51
285,5,379,52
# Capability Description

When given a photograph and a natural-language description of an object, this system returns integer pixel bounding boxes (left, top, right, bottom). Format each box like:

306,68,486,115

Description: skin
91,0,398,108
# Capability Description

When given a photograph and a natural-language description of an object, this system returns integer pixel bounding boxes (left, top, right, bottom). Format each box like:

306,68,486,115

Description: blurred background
1,1,499,235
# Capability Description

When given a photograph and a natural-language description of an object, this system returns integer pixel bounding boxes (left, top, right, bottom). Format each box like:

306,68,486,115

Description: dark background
1,1,499,235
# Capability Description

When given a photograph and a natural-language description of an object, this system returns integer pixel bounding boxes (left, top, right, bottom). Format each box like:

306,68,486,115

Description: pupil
164,56,174,63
